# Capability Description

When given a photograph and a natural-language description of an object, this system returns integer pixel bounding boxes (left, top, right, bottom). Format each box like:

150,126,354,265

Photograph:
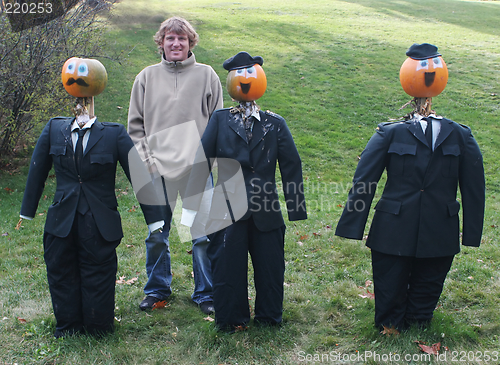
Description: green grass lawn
1,0,499,363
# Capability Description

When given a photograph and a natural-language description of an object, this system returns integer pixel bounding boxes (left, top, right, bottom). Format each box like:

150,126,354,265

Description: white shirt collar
412,113,443,122
251,108,261,121
71,117,96,132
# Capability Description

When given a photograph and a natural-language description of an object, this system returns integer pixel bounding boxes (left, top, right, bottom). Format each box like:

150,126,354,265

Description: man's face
162,32,190,62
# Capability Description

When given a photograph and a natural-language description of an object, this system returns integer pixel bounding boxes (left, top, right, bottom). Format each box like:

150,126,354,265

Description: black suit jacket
20,117,161,242
335,117,485,258
184,108,307,232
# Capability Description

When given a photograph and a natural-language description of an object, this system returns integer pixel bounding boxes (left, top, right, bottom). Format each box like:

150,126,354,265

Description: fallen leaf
234,325,247,332
313,232,321,237
337,204,343,208
418,342,440,355
204,316,215,322
325,225,331,229
116,275,126,284
300,235,308,241
380,325,399,336
4,187,13,192
365,280,373,287
297,241,304,246
17,317,27,324
186,249,193,255
125,277,138,285
1,232,8,236
152,300,167,310
126,244,134,248
359,289,375,299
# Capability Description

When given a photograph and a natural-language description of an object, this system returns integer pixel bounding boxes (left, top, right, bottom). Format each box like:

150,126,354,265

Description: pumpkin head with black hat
399,43,448,117
224,51,267,102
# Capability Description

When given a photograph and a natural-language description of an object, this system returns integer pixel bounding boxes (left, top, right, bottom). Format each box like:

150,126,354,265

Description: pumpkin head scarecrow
399,43,448,117
61,57,108,123
181,50,307,333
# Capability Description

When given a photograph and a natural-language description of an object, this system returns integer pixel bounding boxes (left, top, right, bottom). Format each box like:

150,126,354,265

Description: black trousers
207,216,285,331
371,250,454,330
43,210,119,338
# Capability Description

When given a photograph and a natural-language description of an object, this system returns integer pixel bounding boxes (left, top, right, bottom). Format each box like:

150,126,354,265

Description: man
335,44,485,332
128,16,223,313
20,112,163,338
182,52,307,332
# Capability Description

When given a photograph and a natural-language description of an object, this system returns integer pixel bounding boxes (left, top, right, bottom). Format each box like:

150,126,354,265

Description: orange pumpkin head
223,51,267,102
226,64,267,102
399,43,448,98
61,57,108,97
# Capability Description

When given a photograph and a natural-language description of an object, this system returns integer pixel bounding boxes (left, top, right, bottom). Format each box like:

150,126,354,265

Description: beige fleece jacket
128,53,223,180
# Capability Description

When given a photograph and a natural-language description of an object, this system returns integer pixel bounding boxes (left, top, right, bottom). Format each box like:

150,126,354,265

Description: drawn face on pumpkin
399,56,448,98
226,64,267,102
61,57,108,98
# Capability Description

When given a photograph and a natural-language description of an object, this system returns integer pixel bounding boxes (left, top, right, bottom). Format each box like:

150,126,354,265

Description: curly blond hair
154,16,199,54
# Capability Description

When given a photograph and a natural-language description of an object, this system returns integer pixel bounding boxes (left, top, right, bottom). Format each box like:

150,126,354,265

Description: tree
0,0,117,157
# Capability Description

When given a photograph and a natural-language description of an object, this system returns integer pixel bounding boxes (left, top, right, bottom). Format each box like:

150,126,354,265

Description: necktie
425,119,433,151
75,128,89,214
75,128,86,175
244,116,253,143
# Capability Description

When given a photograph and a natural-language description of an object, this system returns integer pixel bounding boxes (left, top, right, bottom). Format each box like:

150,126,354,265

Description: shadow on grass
337,0,500,37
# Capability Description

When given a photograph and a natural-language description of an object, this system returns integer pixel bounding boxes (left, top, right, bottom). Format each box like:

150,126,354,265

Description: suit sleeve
277,117,307,221
20,120,54,218
335,125,389,240
116,124,163,225
459,129,485,247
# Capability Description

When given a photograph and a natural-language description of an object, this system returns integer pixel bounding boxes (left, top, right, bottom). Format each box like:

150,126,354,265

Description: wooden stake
87,96,95,118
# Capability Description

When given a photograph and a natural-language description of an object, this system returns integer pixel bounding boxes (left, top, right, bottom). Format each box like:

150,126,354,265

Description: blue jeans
144,175,213,304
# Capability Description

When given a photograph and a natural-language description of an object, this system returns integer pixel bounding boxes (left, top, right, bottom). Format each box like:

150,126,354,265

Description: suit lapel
61,118,74,152
407,119,428,148
249,112,273,151
227,112,248,143
84,119,104,156
434,119,453,150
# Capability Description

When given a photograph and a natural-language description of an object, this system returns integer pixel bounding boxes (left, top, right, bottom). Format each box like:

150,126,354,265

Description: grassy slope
0,0,499,363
